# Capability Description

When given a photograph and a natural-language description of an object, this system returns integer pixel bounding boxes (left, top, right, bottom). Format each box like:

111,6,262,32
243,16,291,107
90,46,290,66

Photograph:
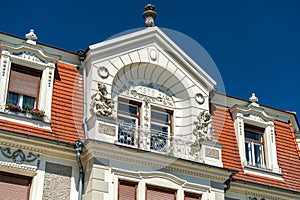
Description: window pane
118,102,138,115
245,142,251,164
7,92,19,106
254,144,263,167
151,110,169,123
151,123,168,135
245,131,262,142
23,95,36,109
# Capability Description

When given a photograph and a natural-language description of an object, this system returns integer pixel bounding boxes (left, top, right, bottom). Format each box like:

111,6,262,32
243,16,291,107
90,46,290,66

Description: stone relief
190,111,214,156
92,83,112,117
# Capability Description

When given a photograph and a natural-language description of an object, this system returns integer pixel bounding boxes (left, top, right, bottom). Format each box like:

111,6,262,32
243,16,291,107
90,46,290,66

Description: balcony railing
118,122,198,160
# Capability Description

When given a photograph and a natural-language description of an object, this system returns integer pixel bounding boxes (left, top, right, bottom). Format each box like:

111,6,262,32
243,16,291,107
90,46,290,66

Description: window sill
0,110,51,130
243,164,282,180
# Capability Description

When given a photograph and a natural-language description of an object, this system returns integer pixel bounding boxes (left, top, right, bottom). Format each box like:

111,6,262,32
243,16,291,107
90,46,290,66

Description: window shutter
0,172,31,200
118,181,137,200
185,192,202,200
8,64,41,98
146,185,176,200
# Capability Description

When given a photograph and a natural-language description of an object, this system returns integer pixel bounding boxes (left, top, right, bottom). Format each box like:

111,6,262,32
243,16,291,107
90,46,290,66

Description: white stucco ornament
195,93,205,104
98,67,109,79
92,83,112,117
249,93,259,107
149,49,157,61
25,29,38,45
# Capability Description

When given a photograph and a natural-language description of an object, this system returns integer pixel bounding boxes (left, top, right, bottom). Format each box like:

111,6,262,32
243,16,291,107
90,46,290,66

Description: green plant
24,104,32,111
29,108,45,118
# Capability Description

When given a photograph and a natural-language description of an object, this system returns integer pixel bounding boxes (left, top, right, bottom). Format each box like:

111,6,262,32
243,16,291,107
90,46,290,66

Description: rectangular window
150,106,172,152
7,64,42,109
146,185,176,200
184,192,202,200
118,180,137,200
0,172,32,200
244,125,265,168
117,98,141,146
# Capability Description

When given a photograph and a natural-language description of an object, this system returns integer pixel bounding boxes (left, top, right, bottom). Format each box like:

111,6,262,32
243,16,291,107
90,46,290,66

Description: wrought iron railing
118,122,195,159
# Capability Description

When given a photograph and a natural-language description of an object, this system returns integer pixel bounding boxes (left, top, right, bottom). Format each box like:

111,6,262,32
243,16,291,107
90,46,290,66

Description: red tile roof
212,103,300,193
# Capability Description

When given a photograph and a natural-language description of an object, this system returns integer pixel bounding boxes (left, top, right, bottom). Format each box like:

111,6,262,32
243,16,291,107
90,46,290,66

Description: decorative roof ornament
25,29,38,45
143,4,157,27
249,93,259,107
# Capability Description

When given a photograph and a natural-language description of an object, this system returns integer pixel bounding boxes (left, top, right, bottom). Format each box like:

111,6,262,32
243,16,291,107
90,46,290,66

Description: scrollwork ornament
0,146,40,165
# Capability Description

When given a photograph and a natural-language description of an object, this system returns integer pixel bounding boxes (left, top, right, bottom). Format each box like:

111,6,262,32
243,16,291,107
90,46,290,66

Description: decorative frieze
0,146,40,167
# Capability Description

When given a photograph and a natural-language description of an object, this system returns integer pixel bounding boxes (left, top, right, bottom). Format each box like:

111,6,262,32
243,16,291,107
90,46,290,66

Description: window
7,64,42,109
146,185,176,200
244,125,265,168
150,106,172,152
230,95,281,176
184,192,202,200
0,172,32,200
118,180,137,200
118,98,141,146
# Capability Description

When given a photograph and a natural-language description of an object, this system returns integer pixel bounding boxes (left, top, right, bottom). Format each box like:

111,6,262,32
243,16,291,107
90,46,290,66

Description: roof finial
143,4,157,27
249,93,259,107
25,29,38,45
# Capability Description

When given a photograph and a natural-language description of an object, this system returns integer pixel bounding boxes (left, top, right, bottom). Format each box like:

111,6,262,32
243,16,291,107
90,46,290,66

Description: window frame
150,105,173,152
230,104,282,178
117,97,142,147
244,124,265,168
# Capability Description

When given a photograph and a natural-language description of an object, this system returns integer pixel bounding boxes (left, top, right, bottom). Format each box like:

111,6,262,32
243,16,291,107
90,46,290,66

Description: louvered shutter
8,64,41,98
146,185,176,200
118,180,137,200
185,192,202,200
0,172,31,200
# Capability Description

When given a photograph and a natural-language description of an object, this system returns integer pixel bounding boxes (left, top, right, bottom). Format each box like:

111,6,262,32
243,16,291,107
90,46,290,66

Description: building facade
0,5,299,200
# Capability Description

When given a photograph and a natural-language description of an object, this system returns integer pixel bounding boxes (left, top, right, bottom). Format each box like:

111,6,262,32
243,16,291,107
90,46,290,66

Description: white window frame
230,104,281,178
150,106,172,153
0,42,59,125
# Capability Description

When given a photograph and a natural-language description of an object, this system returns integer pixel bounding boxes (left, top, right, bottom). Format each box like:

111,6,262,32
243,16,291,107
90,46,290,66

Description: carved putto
190,111,214,157
193,111,214,144
92,83,112,117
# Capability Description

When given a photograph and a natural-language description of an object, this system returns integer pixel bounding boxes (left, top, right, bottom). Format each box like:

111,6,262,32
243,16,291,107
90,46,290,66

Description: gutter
75,140,84,200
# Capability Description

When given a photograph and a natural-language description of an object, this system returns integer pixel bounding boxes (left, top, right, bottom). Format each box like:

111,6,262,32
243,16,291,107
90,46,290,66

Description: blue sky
1,0,300,117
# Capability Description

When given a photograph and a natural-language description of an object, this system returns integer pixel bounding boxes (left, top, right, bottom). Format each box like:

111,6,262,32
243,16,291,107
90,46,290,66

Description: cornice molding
84,140,231,183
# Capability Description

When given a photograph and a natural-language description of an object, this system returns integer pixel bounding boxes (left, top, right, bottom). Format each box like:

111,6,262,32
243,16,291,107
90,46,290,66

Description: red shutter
0,172,31,200
146,185,176,200
8,64,41,98
118,180,137,200
185,192,202,200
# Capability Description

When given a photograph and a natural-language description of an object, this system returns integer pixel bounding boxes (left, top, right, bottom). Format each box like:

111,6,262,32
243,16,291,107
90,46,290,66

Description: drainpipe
76,50,86,200
77,49,88,140
75,140,84,200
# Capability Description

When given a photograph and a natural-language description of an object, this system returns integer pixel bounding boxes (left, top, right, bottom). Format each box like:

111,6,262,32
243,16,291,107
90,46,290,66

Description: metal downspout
75,140,84,200
76,50,87,200
77,49,88,140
